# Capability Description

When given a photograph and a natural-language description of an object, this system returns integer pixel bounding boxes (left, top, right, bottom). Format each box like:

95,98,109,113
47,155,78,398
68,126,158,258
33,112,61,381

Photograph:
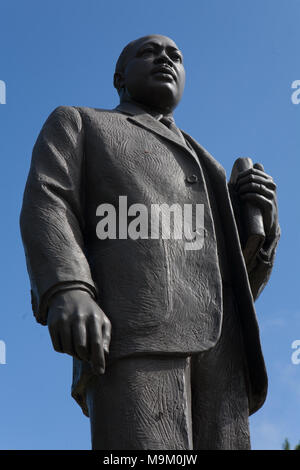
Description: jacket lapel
182,131,226,183
115,103,227,191
115,103,201,168
182,131,244,259
128,113,240,264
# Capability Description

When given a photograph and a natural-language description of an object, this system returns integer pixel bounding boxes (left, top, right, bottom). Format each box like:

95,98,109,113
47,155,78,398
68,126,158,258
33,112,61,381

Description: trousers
85,286,251,450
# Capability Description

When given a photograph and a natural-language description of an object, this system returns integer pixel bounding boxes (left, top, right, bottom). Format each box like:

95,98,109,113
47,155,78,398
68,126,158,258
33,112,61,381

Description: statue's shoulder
74,105,124,122
47,105,122,120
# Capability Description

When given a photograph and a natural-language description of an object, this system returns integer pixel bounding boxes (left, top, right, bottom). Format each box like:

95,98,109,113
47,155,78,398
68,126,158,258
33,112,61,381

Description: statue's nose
154,51,173,66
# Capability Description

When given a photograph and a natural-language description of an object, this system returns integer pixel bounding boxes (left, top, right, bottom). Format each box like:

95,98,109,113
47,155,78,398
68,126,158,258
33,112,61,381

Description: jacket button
185,174,198,184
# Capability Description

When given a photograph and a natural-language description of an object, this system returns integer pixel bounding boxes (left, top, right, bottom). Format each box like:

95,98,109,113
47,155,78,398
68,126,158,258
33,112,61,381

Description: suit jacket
20,101,280,417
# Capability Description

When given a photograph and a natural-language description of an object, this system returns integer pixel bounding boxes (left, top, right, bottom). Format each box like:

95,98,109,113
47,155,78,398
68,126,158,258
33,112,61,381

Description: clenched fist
47,290,111,375
235,162,278,241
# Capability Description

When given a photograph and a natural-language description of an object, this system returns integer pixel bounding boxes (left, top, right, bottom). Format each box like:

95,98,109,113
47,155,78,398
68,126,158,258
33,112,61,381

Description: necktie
159,116,186,144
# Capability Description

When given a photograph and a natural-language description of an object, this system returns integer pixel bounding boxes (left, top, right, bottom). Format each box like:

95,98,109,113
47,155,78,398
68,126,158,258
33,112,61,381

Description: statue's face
117,35,185,114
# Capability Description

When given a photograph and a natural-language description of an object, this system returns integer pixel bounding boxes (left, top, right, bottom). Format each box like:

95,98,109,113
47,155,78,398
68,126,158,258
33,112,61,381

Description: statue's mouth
151,66,176,81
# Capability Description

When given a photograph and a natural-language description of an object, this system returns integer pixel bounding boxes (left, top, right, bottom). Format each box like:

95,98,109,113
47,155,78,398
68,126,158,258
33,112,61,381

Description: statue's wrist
47,287,94,308
42,282,97,321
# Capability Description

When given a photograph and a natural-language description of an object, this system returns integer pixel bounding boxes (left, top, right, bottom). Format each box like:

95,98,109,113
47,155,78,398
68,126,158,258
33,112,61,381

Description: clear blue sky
0,0,299,450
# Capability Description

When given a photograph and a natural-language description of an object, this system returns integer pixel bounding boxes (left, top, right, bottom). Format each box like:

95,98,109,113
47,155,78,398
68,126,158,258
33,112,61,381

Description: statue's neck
119,93,174,119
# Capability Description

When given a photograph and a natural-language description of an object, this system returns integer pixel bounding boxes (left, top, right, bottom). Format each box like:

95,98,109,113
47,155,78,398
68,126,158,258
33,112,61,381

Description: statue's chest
87,117,200,201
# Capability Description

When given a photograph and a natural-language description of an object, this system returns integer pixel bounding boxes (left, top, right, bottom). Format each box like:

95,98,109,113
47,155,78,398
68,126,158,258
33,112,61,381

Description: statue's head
114,35,185,114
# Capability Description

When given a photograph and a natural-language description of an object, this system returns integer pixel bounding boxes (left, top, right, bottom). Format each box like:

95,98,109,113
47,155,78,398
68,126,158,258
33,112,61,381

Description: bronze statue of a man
20,35,280,449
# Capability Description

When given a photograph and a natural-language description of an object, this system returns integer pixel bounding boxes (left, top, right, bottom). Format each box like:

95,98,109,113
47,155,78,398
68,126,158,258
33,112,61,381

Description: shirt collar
115,100,176,124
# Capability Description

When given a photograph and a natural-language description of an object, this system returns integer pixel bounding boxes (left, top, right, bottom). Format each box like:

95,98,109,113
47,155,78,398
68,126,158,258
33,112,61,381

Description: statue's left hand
234,162,279,239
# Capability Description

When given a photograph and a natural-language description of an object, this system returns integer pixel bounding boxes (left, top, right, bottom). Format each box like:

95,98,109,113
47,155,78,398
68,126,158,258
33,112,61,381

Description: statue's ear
113,72,125,93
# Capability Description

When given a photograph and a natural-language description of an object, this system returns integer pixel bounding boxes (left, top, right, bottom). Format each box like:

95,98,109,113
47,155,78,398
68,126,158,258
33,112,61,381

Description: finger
236,168,270,183
236,175,276,190
48,326,64,353
241,193,275,233
59,322,75,356
72,320,90,362
253,162,265,172
238,183,274,199
240,192,273,212
88,315,106,375
102,316,112,354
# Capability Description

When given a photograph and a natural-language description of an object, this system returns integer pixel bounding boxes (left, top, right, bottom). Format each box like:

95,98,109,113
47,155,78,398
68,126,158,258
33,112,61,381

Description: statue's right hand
47,290,111,375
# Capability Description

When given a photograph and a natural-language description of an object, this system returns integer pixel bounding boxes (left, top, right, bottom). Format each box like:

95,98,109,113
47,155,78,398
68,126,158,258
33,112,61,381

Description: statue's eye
171,53,182,63
140,48,154,56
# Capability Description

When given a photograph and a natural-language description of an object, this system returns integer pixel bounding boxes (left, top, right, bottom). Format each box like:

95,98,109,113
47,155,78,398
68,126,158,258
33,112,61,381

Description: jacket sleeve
20,106,97,325
228,182,280,301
